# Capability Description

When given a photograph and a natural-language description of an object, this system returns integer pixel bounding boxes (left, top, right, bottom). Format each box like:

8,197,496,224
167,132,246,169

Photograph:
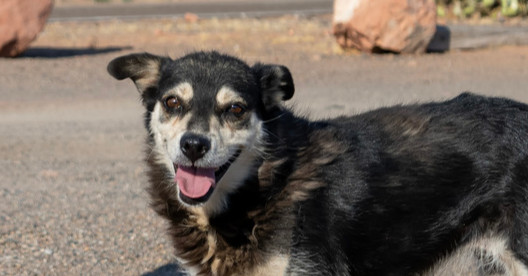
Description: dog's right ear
107,53,170,95
252,63,294,110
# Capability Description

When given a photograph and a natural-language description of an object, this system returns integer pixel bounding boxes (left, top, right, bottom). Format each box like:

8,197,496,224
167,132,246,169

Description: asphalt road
1,13,528,276
49,0,333,21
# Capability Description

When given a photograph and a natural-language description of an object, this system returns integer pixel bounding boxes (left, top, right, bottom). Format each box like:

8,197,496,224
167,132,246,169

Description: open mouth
174,150,241,205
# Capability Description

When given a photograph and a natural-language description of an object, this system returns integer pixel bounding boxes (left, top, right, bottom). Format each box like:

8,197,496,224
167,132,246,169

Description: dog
108,51,528,275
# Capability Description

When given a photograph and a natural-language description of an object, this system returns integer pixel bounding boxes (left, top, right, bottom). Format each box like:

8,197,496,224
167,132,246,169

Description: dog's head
108,51,294,212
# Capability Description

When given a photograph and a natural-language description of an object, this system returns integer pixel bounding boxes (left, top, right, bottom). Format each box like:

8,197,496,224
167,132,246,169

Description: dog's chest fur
146,125,346,275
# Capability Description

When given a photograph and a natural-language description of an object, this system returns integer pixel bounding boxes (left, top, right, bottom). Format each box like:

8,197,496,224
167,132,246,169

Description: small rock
39,170,59,179
184,13,199,24
332,0,437,54
0,0,54,57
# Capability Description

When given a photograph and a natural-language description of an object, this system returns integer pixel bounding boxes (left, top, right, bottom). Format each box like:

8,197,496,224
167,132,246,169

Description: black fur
286,94,528,274
108,51,528,275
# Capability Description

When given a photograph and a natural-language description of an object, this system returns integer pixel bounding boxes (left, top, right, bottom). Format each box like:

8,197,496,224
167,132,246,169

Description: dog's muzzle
174,145,242,206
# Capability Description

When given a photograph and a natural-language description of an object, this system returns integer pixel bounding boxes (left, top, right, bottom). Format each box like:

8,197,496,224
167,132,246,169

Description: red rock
0,0,53,57
333,0,437,54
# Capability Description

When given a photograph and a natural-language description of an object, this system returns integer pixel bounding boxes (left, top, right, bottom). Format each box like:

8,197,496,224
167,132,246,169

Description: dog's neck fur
146,110,346,275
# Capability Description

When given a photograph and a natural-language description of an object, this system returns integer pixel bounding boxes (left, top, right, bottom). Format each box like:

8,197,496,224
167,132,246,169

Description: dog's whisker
144,144,156,161
262,113,286,123
261,128,287,145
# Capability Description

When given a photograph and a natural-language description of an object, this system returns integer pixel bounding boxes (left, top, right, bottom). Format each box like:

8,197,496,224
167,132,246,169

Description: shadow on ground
20,46,131,58
427,25,451,53
142,263,187,276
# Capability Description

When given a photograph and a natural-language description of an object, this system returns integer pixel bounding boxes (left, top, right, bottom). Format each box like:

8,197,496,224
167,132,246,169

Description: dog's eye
165,96,181,110
228,104,245,117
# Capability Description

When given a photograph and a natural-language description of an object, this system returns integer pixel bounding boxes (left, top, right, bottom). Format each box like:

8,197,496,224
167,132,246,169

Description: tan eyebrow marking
169,82,193,103
216,86,246,107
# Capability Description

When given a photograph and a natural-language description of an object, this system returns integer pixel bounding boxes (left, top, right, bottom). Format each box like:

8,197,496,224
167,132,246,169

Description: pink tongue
175,166,216,199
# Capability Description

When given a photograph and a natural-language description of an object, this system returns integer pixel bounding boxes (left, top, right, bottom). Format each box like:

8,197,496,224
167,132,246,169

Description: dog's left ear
252,63,294,109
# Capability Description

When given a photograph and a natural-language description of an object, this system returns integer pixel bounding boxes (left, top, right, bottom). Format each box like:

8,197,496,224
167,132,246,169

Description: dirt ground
1,14,528,275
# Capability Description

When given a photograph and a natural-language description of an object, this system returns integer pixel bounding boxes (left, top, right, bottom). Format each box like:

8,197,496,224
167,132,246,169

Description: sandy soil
1,15,528,275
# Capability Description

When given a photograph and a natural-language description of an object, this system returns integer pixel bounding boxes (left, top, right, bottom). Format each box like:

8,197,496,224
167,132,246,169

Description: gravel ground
1,15,528,275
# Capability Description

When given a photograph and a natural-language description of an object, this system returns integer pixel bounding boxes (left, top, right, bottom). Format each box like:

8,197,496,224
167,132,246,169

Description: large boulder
333,0,437,54
0,0,54,57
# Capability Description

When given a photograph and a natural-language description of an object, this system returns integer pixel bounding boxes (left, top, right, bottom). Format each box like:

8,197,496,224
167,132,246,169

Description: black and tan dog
108,51,528,275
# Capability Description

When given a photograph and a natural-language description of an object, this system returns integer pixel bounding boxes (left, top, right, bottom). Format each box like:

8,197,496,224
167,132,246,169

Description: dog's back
289,93,528,275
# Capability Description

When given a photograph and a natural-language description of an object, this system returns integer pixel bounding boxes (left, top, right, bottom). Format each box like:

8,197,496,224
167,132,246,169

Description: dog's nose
180,133,211,163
